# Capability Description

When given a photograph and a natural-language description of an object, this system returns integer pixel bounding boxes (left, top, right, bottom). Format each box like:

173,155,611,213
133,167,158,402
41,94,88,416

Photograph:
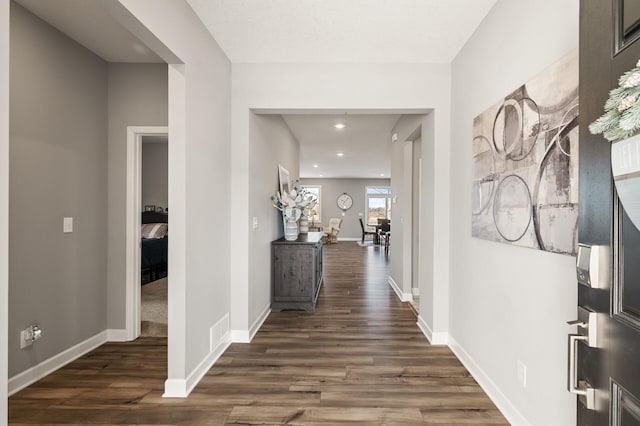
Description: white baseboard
337,237,359,241
163,378,188,398
448,335,530,426
230,329,250,343
163,331,231,398
387,276,412,302
416,315,448,345
231,305,271,343
249,305,270,341
106,328,129,342
8,330,109,396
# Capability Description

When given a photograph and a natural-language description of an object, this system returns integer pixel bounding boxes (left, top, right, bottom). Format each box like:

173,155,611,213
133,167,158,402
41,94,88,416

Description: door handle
567,306,599,348
568,334,596,410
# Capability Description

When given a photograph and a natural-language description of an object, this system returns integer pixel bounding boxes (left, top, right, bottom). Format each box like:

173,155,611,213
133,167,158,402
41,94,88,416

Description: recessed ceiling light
380,173,385,176
319,174,323,177
313,164,319,168
337,152,344,157
333,123,346,129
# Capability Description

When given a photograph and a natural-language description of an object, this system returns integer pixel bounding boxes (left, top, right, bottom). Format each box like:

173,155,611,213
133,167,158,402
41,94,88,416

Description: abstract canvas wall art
472,50,579,255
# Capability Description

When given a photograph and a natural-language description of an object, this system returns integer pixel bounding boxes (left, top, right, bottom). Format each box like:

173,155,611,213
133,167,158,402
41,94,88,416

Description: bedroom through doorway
140,134,168,337
124,126,169,342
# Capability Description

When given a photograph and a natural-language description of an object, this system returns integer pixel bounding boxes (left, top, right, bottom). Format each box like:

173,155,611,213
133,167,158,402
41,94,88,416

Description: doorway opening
125,126,169,341
250,110,430,316
140,135,169,337
411,143,422,313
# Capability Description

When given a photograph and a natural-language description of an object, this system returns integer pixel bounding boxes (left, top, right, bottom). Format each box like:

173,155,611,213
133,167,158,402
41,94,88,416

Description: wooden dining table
367,222,390,245
367,223,380,244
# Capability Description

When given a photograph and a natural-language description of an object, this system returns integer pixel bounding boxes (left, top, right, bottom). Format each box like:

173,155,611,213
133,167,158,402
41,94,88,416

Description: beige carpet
141,277,167,337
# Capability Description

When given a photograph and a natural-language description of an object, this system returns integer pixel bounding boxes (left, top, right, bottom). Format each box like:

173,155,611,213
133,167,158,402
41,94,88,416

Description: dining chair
359,218,377,244
378,221,391,253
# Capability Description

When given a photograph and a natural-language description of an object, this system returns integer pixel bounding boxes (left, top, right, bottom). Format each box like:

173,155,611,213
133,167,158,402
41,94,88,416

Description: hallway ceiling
15,0,163,63
14,0,493,179
187,1,489,178
282,113,402,179
187,0,497,63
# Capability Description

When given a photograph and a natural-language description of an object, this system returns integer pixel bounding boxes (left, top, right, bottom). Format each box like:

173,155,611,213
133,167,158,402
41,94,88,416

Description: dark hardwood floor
9,242,507,425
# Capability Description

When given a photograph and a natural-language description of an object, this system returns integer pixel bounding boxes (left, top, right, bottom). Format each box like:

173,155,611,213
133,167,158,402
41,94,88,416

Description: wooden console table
271,231,323,312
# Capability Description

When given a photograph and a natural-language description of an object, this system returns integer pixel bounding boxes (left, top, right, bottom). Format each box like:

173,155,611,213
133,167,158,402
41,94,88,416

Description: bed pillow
141,223,168,239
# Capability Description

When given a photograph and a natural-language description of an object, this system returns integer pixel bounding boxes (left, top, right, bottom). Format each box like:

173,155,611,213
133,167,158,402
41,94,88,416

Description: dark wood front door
579,0,640,424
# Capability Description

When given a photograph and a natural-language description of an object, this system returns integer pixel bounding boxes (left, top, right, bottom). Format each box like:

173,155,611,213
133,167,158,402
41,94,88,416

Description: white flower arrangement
590,59,640,141
271,181,317,222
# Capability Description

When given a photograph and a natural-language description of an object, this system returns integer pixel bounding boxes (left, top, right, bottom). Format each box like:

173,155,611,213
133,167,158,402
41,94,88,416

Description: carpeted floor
141,277,167,337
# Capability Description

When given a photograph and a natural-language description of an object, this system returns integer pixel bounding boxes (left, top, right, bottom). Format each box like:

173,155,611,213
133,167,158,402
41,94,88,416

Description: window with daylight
301,185,322,225
366,186,392,224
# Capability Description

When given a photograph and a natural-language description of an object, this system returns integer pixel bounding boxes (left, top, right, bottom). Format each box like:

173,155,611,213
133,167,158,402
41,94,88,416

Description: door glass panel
621,408,640,426
621,391,640,425
365,186,392,223
613,382,640,425
622,0,640,37
367,198,386,223
615,0,640,54
620,205,640,321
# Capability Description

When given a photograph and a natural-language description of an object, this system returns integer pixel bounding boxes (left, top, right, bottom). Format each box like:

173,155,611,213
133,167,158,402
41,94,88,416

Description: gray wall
114,0,233,380
1,0,9,418
299,178,391,239
142,141,168,210
248,113,299,329
107,63,167,329
0,0,10,410
9,3,108,376
390,114,430,301
450,1,578,423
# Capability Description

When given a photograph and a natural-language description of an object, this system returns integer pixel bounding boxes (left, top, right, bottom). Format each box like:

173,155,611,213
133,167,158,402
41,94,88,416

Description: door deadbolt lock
576,243,609,289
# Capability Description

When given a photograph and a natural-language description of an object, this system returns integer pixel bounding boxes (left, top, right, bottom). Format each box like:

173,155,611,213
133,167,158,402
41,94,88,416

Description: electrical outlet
517,360,527,388
20,324,42,349
63,217,73,233
20,328,32,349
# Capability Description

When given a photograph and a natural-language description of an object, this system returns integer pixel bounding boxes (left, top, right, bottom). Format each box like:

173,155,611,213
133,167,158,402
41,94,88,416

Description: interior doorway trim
126,126,169,341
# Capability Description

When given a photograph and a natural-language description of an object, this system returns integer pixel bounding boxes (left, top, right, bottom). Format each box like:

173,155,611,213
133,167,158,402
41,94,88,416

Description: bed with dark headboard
141,211,168,285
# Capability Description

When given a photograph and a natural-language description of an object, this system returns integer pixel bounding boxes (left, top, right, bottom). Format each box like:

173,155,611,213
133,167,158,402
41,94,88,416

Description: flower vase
284,218,299,241
299,217,309,233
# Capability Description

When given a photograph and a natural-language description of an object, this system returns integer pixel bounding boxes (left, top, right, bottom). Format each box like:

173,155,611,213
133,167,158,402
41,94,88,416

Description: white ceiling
14,0,496,179
187,0,497,63
186,1,496,179
282,114,405,178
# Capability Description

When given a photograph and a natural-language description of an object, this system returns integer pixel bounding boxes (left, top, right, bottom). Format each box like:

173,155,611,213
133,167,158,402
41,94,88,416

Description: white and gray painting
472,49,579,256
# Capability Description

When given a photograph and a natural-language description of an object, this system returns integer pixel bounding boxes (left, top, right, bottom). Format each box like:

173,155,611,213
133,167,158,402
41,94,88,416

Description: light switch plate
252,216,259,229
63,217,73,233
